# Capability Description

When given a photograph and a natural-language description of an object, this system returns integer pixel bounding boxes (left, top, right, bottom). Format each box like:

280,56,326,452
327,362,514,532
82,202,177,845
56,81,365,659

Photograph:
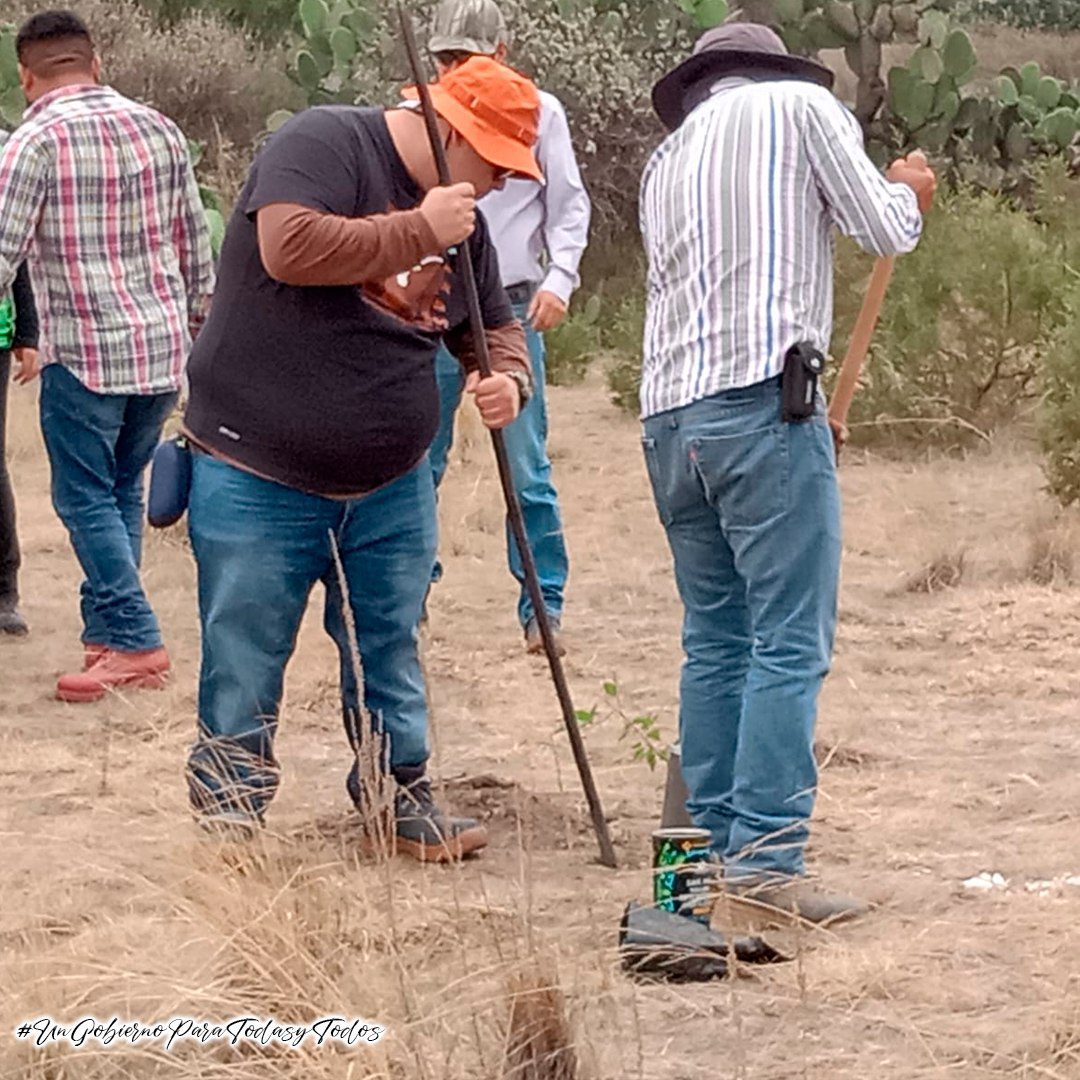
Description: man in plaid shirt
0,10,214,701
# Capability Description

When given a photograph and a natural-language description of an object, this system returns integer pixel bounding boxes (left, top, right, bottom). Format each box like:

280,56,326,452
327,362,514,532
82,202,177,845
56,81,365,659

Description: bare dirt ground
2,371,1080,1080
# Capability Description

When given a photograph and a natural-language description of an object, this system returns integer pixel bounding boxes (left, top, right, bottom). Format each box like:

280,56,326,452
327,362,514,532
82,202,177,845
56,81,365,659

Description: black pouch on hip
780,342,825,423
147,435,193,528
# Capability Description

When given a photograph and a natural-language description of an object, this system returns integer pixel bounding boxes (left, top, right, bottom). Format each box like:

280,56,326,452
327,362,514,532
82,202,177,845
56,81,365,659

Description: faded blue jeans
642,376,841,878
186,453,436,819
39,363,176,651
428,301,568,628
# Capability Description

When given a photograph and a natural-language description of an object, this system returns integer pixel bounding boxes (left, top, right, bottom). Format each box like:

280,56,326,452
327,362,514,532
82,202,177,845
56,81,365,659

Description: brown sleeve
443,320,532,382
256,202,442,286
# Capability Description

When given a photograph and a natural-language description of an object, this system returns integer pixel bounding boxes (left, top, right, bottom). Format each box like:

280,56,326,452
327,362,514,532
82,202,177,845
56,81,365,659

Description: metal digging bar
397,2,617,869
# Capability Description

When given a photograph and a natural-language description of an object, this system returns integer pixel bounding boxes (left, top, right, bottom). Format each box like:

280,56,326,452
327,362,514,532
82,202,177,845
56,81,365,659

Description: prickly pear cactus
732,0,964,129
731,0,1079,184
887,15,976,153
282,0,382,111
678,0,730,27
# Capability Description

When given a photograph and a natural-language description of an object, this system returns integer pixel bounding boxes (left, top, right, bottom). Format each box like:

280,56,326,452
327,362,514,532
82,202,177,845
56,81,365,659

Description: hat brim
403,84,543,183
428,34,498,56
652,49,835,131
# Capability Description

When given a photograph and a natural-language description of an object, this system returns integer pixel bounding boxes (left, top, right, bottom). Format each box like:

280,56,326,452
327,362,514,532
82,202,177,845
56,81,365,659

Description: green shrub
841,187,1069,447
1040,291,1080,505
545,294,602,386
603,292,646,413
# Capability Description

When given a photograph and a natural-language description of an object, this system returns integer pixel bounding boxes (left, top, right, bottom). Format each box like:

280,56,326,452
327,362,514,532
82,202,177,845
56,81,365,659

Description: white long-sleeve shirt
480,90,590,304
639,78,923,419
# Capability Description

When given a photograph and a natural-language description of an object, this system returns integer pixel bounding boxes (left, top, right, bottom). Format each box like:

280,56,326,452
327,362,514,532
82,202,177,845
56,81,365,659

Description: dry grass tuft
502,959,581,1080
1023,513,1077,586
903,549,967,594
1049,1009,1080,1071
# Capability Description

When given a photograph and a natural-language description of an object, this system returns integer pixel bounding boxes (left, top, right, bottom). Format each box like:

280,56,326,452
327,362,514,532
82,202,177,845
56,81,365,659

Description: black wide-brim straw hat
652,22,835,131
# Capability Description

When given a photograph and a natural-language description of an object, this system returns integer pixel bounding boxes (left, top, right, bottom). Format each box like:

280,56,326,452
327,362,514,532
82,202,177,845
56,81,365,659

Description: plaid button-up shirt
0,85,215,395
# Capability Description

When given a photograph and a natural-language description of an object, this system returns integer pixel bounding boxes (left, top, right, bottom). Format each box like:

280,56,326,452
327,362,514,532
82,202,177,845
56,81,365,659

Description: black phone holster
781,342,825,423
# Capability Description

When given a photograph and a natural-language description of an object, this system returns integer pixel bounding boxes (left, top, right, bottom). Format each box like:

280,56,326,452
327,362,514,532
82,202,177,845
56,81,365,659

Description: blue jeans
428,302,568,628
39,364,176,651
642,377,841,878
186,453,437,819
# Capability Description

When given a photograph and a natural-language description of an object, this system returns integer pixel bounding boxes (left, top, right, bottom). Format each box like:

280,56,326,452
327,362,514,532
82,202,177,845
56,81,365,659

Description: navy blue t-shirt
184,106,511,496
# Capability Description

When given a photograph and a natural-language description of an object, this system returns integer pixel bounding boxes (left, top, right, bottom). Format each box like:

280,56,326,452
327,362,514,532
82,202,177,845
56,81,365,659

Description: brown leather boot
725,876,868,926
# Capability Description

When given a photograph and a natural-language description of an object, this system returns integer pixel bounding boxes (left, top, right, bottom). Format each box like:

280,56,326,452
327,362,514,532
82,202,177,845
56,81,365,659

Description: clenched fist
887,149,937,214
465,371,520,430
420,182,477,249
527,290,568,333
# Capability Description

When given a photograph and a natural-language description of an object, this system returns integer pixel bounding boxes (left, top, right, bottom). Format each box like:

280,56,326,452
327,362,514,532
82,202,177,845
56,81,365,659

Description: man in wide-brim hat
640,23,936,923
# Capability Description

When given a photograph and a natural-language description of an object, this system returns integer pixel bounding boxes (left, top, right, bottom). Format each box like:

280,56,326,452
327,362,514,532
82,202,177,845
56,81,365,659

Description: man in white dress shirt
426,0,591,656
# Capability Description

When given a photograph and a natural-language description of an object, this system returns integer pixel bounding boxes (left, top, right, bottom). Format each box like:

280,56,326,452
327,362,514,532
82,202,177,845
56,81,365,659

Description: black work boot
394,776,488,862
374,766,487,863
0,597,28,637
347,759,488,863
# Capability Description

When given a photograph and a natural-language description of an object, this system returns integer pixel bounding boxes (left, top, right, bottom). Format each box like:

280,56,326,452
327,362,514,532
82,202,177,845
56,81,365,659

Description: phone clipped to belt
781,342,825,423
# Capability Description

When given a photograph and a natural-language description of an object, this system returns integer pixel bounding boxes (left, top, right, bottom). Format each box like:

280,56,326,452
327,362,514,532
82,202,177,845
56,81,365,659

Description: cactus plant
282,0,383,110
732,0,1080,185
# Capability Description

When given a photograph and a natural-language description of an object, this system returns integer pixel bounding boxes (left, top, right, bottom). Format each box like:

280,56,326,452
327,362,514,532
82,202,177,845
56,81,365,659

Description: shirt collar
24,83,109,121
709,76,756,96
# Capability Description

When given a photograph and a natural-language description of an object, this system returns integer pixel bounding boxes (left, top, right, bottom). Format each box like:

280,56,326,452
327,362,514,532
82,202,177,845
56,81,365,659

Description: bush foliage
960,0,1080,31
839,186,1069,447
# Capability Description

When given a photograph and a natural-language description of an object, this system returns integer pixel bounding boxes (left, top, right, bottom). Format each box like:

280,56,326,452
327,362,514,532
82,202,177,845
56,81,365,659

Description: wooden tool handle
828,255,896,429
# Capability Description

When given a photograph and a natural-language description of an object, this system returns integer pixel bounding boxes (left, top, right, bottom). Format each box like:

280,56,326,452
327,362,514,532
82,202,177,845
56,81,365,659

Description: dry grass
904,548,967,594
6,378,1080,1078
502,960,581,1080
966,22,1080,84
1023,512,1078,586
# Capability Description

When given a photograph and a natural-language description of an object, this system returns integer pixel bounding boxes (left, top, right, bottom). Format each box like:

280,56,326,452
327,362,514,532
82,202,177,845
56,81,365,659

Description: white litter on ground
962,872,1080,896
962,872,1008,891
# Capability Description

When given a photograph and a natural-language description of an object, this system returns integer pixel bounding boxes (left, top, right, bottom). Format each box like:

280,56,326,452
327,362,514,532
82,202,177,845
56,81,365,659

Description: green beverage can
652,827,712,925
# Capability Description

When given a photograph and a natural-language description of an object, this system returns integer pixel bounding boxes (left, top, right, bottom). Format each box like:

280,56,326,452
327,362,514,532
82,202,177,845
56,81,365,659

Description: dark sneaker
725,875,868,926
0,601,28,637
524,615,565,657
387,777,488,863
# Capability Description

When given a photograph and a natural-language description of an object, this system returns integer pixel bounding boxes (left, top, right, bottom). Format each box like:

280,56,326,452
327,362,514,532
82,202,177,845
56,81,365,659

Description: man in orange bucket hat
181,57,542,859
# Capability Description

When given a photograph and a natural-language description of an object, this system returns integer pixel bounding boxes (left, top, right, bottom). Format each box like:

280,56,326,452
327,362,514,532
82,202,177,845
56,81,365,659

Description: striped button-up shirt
0,85,215,395
639,78,922,419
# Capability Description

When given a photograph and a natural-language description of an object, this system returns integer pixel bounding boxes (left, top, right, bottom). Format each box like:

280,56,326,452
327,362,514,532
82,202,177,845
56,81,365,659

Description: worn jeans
428,301,568,628
642,376,841,878
38,364,176,651
0,352,18,604
186,453,437,819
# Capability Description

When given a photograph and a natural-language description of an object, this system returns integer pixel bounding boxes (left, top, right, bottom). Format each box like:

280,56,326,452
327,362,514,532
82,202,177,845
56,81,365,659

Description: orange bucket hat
403,55,542,182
